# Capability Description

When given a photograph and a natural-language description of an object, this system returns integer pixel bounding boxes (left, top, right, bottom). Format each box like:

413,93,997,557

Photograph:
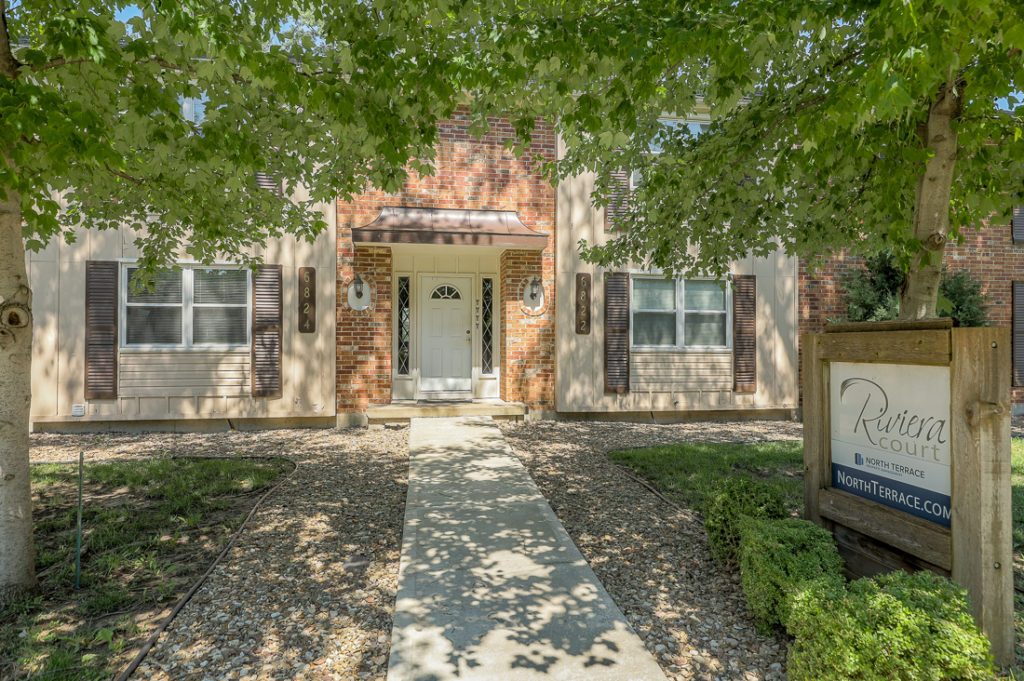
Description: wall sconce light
522,275,544,311
348,273,370,311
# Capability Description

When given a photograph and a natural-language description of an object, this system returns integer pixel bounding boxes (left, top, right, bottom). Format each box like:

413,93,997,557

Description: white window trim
629,274,732,351
120,263,251,351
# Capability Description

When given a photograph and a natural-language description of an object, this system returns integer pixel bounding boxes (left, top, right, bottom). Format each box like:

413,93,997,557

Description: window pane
195,269,248,304
684,312,727,346
194,307,247,345
650,119,708,152
397,277,411,375
634,311,676,346
481,278,494,374
685,280,726,311
127,269,182,304
126,307,182,344
633,279,675,310
179,94,208,124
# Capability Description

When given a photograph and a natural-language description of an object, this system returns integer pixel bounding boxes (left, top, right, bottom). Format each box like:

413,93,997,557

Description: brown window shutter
252,264,282,397
605,272,630,393
733,274,757,393
1013,207,1024,244
85,261,119,399
254,171,283,197
604,167,631,232
1014,282,1024,387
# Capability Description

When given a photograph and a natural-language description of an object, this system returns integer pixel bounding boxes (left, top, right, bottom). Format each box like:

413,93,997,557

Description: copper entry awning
351,207,548,250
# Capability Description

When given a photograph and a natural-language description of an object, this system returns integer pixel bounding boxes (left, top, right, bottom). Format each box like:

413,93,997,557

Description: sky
115,6,141,22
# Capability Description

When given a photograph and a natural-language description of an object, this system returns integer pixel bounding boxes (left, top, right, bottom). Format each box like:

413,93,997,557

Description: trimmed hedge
787,570,995,681
737,516,844,633
703,477,787,564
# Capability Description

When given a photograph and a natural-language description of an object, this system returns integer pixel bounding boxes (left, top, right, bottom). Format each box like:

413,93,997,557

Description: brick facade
499,249,556,408
336,109,557,417
798,220,1024,402
336,246,393,411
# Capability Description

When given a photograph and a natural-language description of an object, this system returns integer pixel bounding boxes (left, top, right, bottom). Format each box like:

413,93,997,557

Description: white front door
420,276,472,393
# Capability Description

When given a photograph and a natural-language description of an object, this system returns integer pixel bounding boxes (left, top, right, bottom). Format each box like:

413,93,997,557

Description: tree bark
900,80,962,320
0,184,37,608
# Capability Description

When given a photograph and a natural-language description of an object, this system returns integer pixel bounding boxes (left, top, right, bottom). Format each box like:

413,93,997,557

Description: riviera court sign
803,321,1012,665
830,362,951,527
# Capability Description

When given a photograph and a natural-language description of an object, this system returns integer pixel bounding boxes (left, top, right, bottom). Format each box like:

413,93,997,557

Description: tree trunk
900,80,962,320
0,185,37,607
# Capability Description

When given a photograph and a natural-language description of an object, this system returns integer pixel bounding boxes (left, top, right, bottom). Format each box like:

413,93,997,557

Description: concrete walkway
388,416,667,681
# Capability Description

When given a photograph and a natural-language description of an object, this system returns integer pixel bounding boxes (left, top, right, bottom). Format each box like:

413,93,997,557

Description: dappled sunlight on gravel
500,419,803,681
31,427,409,681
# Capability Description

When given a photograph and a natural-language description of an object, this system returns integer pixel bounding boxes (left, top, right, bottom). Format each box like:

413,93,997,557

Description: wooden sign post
803,319,1013,665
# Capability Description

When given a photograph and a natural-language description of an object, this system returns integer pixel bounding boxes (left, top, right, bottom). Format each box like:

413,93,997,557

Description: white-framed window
649,118,710,153
629,117,711,189
179,94,208,124
121,264,250,349
631,275,730,350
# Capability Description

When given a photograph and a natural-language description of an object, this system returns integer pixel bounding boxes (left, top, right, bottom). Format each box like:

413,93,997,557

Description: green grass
1,456,291,681
610,440,805,514
1013,440,1024,560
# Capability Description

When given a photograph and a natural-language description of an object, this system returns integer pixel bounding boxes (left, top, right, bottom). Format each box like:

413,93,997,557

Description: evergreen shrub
787,570,995,681
736,516,844,633
840,251,990,327
940,270,990,327
702,477,787,564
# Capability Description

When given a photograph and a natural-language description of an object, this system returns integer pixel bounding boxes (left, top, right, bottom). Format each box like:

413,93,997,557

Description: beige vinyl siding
554,131,800,414
27,184,337,425
630,350,732,391
118,349,250,396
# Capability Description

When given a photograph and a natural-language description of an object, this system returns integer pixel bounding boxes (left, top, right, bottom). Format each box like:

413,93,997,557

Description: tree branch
29,56,92,73
103,163,146,185
0,0,23,78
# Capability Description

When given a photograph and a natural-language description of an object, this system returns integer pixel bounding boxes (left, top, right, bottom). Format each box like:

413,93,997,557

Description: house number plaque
299,267,316,333
575,273,591,334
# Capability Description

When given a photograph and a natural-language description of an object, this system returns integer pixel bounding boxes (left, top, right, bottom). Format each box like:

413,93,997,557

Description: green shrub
737,516,844,633
842,251,903,322
939,270,990,327
787,570,995,681
703,477,787,564
841,250,991,327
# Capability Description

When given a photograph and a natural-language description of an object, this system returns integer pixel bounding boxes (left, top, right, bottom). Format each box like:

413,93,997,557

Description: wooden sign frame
803,319,1012,664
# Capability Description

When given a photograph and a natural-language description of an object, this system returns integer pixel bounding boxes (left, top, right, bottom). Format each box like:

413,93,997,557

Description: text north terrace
835,469,951,521
861,455,926,479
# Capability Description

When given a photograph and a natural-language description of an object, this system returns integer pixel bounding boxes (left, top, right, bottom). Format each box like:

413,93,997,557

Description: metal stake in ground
75,450,83,590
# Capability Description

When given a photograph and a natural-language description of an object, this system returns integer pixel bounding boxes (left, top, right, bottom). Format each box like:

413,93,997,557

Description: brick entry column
337,237,393,416
500,249,555,410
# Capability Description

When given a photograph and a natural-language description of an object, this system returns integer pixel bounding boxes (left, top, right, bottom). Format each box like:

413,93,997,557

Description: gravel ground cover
26,414,1022,681
30,427,409,681
499,419,804,681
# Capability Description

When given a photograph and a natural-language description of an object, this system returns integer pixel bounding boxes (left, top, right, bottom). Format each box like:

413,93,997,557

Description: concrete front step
366,400,526,424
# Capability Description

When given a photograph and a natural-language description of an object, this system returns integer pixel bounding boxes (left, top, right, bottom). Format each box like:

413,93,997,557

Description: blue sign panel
832,462,951,527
